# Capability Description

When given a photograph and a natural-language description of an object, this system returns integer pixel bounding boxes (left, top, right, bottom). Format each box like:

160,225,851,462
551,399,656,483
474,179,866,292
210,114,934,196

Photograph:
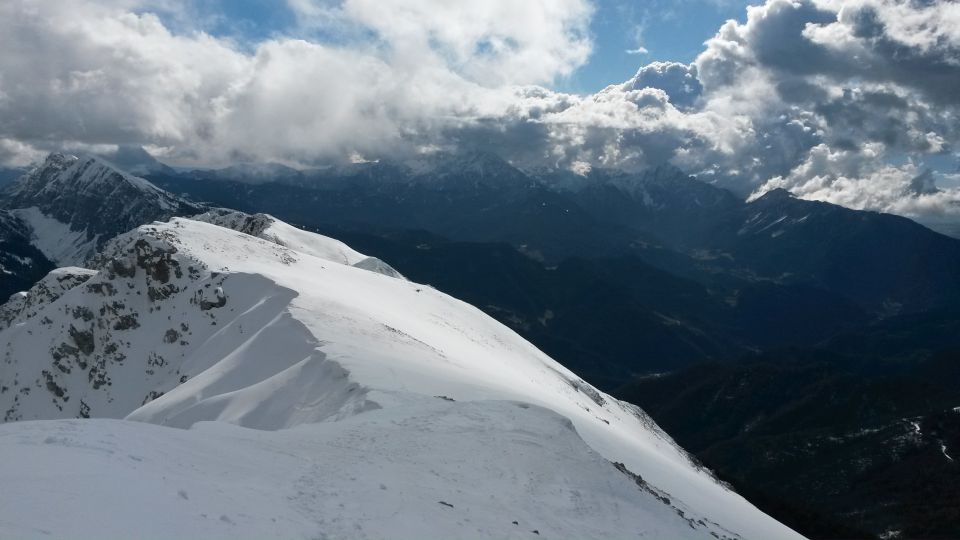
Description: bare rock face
0,267,96,330
0,223,229,422
193,208,275,237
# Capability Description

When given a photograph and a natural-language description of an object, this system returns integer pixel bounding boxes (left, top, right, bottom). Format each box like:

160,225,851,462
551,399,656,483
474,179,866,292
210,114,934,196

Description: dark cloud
813,90,941,152
743,1,838,76
683,0,960,221
622,62,703,109
908,168,939,196
841,3,960,105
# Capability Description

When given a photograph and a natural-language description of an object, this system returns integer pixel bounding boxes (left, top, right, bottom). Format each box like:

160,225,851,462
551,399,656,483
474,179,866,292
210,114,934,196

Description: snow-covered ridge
0,216,801,539
194,208,404,278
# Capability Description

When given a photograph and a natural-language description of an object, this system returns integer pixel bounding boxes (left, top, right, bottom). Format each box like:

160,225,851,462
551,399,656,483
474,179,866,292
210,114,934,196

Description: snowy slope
0,216,802,540
3,402,733,540
8,207,95,267
194,208,404,278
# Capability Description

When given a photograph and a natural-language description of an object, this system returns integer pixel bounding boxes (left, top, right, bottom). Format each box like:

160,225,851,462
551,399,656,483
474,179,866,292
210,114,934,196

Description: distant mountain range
150,153,960,315
144,152,960,371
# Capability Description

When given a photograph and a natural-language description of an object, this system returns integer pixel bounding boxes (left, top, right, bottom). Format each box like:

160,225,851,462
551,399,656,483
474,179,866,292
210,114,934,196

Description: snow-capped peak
0,152,202,266
7,153,176,206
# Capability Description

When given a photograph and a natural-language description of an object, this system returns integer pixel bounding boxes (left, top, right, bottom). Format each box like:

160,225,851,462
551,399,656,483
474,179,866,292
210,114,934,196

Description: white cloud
622,62,702,109
287,0,593,86
0,0,593,167
674,0,960,219
753,143,960,222
0,1,246,154
0,138,45,167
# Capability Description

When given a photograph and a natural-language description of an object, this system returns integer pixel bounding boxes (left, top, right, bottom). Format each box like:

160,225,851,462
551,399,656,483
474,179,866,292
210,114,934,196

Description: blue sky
157,0,299,43
559,1,752,93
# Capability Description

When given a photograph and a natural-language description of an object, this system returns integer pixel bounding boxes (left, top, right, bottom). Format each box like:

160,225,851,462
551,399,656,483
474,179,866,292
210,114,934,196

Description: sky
560,1,753,94
1,0,959,227
141,0,753,94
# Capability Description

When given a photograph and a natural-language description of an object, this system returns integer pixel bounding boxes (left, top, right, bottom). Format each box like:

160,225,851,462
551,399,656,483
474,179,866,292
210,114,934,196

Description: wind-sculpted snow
0,216,803,539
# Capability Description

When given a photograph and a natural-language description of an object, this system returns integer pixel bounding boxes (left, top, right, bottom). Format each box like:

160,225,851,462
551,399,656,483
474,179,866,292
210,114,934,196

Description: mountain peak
41,151,76,169
648,162,689,182
764,187,794,198
8,153,162,200
750,187,796,204
2,152,77,196
0,152,203,265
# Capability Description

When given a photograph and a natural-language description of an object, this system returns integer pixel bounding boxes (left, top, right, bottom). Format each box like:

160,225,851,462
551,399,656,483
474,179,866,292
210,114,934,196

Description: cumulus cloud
0,0,246,159
293,0,594,86
0,138,45,168
1,0,959,226
622,62,702,110
753,143,960,224
685,0,960,220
